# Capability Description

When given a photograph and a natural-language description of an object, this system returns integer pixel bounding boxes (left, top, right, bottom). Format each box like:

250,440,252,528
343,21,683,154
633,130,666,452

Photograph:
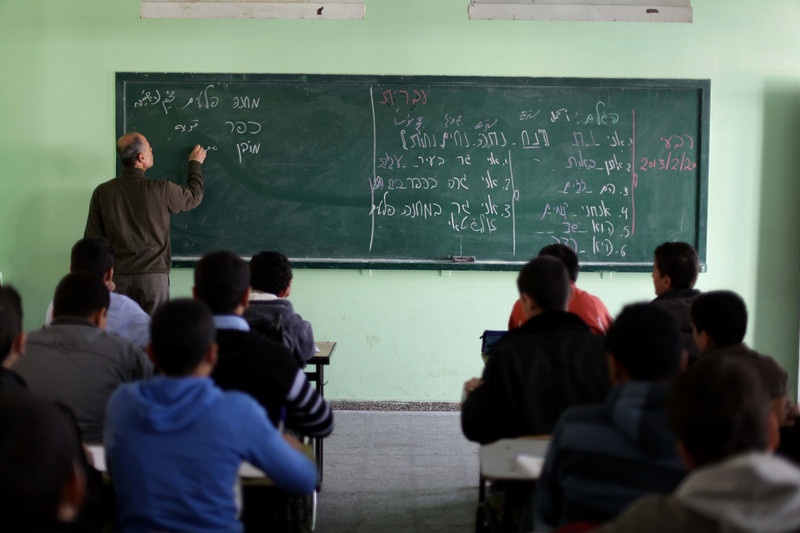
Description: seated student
597,355,800,533
508,244,612,335
45,237,150,350
14,272,153,442
0,286,27,392
462,256,610,444
243,251,316,365
650,241,701,363
104,299,317,533
0,394,88,533
194,251,333,438
691,290,793,426
536,304,687,530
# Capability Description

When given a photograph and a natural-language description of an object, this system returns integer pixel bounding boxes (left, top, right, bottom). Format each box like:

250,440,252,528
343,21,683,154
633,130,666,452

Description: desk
476,437,551,533
306,341,335,396
305,341,335,483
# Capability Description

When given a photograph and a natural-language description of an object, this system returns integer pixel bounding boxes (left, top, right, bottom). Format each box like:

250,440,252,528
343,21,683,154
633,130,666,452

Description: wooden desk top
480,438,551,481
309,341,336,364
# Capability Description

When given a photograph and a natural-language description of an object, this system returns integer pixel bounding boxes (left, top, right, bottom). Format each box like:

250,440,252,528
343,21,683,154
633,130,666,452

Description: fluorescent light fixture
141,0,365,19
468,0,692,22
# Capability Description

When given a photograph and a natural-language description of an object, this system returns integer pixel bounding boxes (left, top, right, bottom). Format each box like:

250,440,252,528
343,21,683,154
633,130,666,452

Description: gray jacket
14,317,153,443
600,453,800,533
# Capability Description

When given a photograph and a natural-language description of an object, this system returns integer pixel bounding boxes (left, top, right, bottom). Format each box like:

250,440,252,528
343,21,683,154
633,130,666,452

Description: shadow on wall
10,182,89,330
753,81,800,392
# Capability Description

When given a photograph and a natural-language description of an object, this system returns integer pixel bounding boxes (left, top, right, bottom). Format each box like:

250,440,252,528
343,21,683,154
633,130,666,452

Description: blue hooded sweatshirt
104,376,317,533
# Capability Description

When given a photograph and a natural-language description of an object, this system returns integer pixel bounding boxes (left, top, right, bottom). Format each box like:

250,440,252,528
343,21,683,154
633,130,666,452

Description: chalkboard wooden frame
117,73,709,272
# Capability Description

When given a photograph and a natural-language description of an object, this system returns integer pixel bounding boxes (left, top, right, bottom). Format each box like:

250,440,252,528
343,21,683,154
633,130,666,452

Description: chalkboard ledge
171,258,696,273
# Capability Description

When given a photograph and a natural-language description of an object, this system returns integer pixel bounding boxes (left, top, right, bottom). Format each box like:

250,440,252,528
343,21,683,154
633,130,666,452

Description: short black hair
690,290,747,347
117,133,146,167
538,244,579,282
250,251,293,295
71,237,114,278
0,393,83,530
194,251,250,314
150,299,215,376
668,355,770,468
52,272,110,320
654,242,699,289
0,286,23,362
516,256,570,312
607,303,682,381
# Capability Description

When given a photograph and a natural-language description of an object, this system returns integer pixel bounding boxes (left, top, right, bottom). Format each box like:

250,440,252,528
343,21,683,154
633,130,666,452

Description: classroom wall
1,0,799,401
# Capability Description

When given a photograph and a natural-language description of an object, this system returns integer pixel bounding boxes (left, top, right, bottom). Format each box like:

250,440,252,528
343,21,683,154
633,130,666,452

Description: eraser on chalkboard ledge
452,256,476,263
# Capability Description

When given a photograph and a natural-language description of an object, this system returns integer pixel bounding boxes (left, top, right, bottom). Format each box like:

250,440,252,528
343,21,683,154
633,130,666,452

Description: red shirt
508,283,613,335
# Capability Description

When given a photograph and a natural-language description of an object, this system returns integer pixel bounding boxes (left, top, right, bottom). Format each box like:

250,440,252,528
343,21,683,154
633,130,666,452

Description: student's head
538,244,579,283
652,241,699,295
70,237,114,282
117,132,152,169
690,290,747,353
668,355,773,470
0,394,85,531
606,303,683,383
52,272,110,325
250,251,293,296
194,250,250,315
149,299,216,377
0,285,24,367
516,256,570,317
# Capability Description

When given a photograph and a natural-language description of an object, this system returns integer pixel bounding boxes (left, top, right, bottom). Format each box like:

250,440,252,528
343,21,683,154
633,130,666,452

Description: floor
315,410,480,533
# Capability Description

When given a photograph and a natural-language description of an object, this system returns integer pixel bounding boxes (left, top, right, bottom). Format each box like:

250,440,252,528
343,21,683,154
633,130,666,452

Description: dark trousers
114,273,169,315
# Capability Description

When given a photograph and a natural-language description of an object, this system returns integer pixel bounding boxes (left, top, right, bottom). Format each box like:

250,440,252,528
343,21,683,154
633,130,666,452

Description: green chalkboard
116,73,709,271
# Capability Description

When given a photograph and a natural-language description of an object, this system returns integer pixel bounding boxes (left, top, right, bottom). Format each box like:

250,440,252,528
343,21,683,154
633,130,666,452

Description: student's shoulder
599,495,717,533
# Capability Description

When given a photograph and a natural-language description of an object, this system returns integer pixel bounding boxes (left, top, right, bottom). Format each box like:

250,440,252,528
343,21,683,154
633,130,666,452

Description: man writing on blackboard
85,133,207,314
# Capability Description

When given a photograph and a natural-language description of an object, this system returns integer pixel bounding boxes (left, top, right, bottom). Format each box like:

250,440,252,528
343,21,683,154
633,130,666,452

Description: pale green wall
1,1,799,401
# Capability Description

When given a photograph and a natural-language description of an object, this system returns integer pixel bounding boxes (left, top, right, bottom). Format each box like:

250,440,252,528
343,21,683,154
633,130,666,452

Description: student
691,290,793,426
508,244,612,335
104,299,317,533
461,256,609,443
0,394,88,533
14,272,153,442
243,250,316,365
194,250,333,438
597,355,800,533
45,237,150,350
536,304,686,530
0,286,27,392
650,241,701,363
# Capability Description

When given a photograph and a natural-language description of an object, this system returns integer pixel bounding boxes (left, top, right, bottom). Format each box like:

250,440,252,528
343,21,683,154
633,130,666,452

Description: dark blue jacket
536,382,686,529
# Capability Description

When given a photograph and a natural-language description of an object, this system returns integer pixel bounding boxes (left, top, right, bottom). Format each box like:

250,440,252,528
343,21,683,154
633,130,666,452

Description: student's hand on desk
463,378,484,399
282,433,305,452
189,145,207,164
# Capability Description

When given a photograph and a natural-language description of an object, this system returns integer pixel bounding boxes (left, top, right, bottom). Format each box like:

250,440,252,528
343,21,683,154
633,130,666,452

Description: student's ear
192,287,198,300
278,280,292,298
206,342,219,368
240,286,251,310
662,274,673,291
679,350,689,372
88,308,108,329
768,412,781,452
103,268,115,292
675,441,696,470
520,293,540,319
57,462,86,523
2,332,26,369
606,353,629,385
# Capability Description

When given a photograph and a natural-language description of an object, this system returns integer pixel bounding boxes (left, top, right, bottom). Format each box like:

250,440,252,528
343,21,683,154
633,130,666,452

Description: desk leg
315,362,324,485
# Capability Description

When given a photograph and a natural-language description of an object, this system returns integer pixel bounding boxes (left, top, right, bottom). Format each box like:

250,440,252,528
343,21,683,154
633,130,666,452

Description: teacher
85,132,207,314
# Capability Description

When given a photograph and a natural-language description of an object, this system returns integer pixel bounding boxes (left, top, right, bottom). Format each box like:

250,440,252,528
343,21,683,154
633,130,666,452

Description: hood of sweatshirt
676,453,800,533
608,382,677,457
129,376,221,432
